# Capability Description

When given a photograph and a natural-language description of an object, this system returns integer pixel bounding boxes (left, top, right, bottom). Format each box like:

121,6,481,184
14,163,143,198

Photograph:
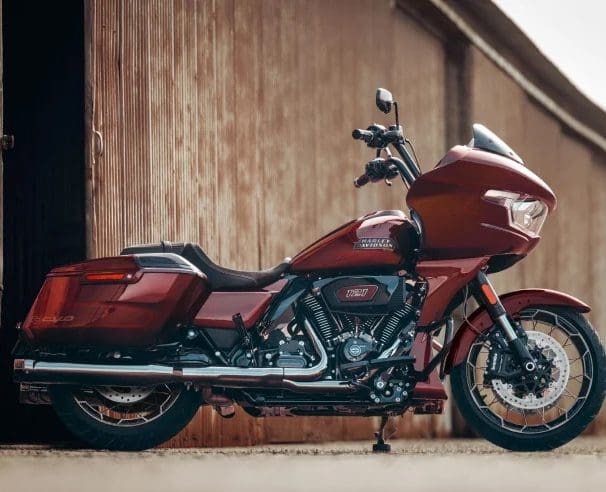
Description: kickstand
372,415,392,453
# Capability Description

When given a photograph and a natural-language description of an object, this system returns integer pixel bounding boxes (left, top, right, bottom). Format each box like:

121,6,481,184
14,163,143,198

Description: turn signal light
481,283,498,305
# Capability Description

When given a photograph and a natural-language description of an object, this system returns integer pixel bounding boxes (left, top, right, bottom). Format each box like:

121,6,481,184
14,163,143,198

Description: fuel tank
290,210,419,273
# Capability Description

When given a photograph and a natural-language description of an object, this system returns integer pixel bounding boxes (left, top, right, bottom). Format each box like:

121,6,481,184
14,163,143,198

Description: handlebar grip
353,174,370,188
352,129,373,143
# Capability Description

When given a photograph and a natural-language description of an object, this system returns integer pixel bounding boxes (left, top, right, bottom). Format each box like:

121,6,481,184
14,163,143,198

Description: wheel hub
492,331,570,410
96,386,155,404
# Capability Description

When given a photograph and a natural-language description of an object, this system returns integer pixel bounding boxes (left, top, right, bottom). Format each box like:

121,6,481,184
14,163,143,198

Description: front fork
473,271,537,373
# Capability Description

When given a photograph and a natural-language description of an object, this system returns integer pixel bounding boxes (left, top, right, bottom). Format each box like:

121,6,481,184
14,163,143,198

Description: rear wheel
50,383,201,450
451,306,606,451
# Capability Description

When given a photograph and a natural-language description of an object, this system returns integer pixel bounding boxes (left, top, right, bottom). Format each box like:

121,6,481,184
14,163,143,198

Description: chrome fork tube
474,271,536,372
495,314,519,341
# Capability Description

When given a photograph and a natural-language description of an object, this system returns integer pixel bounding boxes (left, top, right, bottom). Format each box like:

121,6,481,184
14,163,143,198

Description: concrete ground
1,438,605,492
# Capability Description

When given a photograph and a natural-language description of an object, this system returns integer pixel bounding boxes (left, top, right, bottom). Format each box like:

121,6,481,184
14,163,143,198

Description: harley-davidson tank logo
353,237,395,250
335,285,379,302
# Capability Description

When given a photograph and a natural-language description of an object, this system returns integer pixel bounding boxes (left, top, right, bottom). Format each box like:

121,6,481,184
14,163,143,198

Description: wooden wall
86,0,448,446
469,46,606,430
85,0,606,446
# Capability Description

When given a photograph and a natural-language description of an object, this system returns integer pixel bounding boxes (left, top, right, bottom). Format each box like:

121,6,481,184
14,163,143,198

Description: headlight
483,190,548,236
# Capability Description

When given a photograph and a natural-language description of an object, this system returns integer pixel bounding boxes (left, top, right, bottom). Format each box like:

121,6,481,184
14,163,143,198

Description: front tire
451,306,606,451
50,383,201,450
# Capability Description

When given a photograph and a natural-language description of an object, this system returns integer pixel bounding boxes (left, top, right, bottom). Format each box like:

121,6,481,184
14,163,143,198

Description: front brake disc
491,331,570,410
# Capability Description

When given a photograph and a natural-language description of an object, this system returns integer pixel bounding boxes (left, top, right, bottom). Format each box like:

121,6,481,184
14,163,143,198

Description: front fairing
433,144,556,210
406,144,556,260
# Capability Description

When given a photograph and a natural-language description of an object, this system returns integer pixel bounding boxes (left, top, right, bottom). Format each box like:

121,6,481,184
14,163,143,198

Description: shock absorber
300,294,338,346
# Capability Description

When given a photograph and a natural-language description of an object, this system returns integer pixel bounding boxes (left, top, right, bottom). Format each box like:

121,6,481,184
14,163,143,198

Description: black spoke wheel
451,306,606,451
49,383,201,450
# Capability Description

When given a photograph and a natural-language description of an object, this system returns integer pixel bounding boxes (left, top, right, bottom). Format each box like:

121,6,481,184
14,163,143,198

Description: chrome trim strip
281,380,355,393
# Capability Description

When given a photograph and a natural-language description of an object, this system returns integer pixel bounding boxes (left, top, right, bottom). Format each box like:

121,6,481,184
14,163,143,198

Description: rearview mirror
376,88,393,114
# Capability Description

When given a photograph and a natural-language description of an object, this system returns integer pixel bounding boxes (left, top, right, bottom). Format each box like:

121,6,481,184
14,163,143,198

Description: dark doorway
1,1,85,442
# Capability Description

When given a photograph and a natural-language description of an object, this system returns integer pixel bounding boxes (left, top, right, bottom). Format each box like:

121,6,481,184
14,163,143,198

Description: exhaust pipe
13,320,354,394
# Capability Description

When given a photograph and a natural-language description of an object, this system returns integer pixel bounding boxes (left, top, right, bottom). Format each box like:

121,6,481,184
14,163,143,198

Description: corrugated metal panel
469,46,606,433
86,0,447,446
85,0,606,447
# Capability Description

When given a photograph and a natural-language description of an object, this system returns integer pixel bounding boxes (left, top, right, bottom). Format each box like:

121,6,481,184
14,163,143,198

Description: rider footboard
21,254,209,347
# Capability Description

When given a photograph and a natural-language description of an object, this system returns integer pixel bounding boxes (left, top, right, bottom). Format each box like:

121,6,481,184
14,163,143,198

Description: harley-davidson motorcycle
13,89,606,452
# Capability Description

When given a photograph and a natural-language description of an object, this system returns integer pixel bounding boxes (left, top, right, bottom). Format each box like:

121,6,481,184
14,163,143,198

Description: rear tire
50,384,201,450
451,306,606,451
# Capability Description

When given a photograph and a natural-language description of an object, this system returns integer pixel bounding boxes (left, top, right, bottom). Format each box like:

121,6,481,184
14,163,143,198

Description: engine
300,276,419,378
255,275,421,406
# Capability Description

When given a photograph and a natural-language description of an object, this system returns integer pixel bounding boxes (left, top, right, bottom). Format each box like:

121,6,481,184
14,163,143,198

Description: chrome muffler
13,320,355,394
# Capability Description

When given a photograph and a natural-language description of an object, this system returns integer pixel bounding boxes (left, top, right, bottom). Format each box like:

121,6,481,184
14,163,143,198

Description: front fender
444,288,590,372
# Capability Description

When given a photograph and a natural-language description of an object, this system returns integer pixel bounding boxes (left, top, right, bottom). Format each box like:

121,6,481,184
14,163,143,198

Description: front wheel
451,306,606,451
50,383,201,450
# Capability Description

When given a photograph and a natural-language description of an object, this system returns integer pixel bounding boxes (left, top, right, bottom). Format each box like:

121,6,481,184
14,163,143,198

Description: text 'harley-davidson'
13,88,606,452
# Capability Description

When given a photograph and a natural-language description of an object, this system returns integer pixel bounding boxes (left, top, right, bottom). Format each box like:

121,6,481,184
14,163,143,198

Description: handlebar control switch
366,158,388,181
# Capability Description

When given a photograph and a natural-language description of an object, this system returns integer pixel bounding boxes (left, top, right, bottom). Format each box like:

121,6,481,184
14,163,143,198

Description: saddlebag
21,253,209,347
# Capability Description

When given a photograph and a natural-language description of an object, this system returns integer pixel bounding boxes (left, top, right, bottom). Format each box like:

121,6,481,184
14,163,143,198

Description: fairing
416,257,489,326
407,145,556,260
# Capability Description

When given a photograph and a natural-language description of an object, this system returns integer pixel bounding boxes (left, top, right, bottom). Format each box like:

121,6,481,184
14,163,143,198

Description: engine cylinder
376,304,414,349
300,294,337,346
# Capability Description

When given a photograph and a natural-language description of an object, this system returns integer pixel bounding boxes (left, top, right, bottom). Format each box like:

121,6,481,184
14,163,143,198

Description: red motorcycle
13,89,605,451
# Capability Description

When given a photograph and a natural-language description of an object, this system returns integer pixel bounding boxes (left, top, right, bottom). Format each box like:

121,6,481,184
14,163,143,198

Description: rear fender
444,288,590,372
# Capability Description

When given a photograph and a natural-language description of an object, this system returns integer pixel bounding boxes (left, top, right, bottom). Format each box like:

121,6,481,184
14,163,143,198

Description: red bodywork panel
416,257,489,325
291,210,418,272
444,288,591,371
22,256,209,347
410,333,448,401
407,146,557,260
194,280,287,329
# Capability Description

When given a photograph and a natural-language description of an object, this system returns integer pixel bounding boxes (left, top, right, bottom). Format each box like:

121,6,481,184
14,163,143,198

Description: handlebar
354,158,401,188
353,173,370,188
352,124,421,188
382,129,401,141
352,129,374,144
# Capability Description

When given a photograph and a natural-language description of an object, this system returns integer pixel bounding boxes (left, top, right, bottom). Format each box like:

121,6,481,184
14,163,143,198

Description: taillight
82,272,137,283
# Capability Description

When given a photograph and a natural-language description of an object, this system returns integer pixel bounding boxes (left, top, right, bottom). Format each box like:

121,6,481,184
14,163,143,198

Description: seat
120,241,291,290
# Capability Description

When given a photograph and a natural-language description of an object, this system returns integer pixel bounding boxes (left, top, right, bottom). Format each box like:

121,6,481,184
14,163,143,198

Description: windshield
469,124,523,164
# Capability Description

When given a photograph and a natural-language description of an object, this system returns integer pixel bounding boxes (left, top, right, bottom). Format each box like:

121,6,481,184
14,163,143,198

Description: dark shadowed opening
1,0,85,443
